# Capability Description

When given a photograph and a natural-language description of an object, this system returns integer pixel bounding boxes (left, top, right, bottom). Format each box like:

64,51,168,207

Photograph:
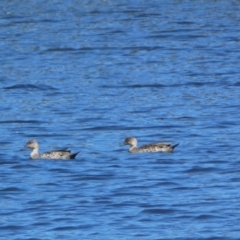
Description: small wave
195,214,222,220
52,224,95,231
0,187,24,192
0,225,25,230
232,82,240,86
11,164,41,169
101,84,165,88
172,186,199,191
142,208,175,215
185,166,219,174
73,174,115,181
0,120,43,124
43,47,77,52
3,84,56,91
51,226,79,231
101,81,218,89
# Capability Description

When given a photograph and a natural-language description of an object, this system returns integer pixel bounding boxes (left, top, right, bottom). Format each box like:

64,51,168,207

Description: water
1,0,240,239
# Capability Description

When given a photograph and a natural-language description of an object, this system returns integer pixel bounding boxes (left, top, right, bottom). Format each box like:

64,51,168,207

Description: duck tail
172,143,179,149
70,151,80,159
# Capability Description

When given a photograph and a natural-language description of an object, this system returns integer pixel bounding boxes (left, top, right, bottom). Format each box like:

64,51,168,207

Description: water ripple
0,0,240,239
3,84,56,91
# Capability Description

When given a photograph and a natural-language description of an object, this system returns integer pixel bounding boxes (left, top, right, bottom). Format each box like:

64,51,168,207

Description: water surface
1,0,240,239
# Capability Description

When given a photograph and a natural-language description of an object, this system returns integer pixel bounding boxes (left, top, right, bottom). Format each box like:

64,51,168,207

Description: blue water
1,0,240,239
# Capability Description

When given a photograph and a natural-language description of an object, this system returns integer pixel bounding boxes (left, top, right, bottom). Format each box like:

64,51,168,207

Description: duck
123,137,179,153
25,140,79,159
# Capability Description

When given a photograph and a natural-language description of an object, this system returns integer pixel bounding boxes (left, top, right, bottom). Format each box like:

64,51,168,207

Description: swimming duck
123,137,179,153
25,140,79,159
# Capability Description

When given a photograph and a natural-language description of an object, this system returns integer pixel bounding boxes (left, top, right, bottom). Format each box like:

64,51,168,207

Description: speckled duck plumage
123,137,179,153
25,140,79,159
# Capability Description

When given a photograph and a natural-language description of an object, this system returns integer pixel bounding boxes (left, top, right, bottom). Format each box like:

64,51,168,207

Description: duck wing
139,142,179,153
40,149,74,159
155,142,172,147
141,142,171,148
51,148,70,152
